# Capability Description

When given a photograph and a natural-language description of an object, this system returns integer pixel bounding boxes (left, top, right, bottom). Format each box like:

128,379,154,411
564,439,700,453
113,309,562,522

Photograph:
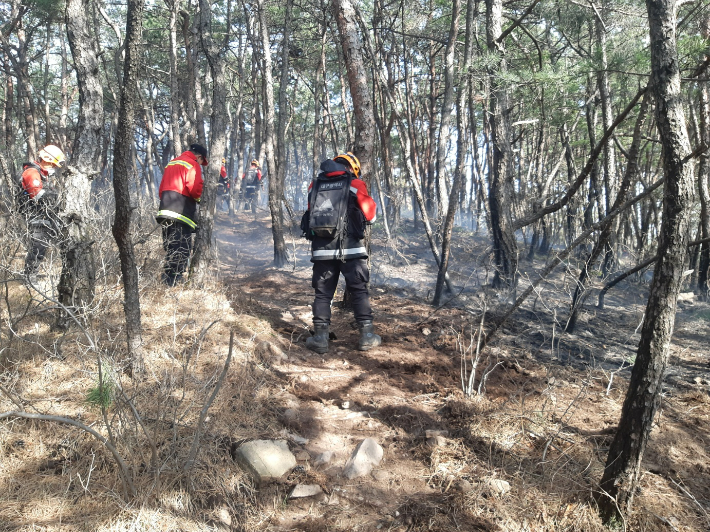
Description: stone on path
234,440,296,485
255,341,287,362
343,438,383,479
289,484,323,499
313,451,334,467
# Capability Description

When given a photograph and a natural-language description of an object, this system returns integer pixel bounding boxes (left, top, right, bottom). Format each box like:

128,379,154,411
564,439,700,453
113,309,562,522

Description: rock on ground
289,484,323,499
234,440,296,485
343,438,384,479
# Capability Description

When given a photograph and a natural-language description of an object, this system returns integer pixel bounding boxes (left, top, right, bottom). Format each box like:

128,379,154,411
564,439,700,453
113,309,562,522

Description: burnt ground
2,207,707,532
213,209,710,531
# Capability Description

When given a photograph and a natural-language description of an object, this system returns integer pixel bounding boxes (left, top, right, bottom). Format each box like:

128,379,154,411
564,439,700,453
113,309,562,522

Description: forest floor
1,208,709,531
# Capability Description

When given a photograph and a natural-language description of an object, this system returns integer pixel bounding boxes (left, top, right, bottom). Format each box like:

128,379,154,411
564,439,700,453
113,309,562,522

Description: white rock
234,440,296,485
295,450,310,461
289,484,323,498
427,435,447,447
280,429,309,445
314,451,334,466
343,438,384,479
216,507,231,526
485,478,511,496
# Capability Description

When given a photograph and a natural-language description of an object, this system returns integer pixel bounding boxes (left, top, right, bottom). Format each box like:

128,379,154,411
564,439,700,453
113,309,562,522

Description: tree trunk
275,0,293,222
486,0,518,290
110,0,145,372
59,30,69,148
312,19,327,179
191,0,231,281
179,9,198,144
332,0,376,188
697,30,710,298
433,0,460,216
433,0,474,306
254,0,287,266
597,0,695,521
59,0,106,329
167,0,182,157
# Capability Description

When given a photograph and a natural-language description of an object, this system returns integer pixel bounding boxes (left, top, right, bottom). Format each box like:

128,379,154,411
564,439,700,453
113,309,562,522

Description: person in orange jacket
156,143,208,286
301,152,381,353
18,144,66,283
218,158,230,212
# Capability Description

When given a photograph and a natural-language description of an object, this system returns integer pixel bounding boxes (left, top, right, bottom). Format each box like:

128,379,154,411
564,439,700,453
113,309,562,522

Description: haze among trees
1,0,709,529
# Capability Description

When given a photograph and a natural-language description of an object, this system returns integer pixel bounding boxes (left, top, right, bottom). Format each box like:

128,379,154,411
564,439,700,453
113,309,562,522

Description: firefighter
241,159,262,213
156,143,208,286
301,152,382,353
19,144,66,284
218,158,230,212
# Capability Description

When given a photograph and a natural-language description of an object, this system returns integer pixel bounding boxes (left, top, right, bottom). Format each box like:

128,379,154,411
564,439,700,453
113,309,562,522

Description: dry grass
2,210,709,531
0,218,293,531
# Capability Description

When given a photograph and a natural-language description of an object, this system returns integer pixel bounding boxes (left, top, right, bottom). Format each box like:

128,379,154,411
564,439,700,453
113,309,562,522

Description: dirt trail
213,210,710,531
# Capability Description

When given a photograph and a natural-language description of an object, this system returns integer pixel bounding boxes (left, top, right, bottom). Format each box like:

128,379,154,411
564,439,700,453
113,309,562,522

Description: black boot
358,320,381,351
306,322,329,354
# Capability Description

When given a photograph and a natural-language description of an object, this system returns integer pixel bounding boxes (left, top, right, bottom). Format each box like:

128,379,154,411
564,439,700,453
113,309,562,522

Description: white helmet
38,145,66,168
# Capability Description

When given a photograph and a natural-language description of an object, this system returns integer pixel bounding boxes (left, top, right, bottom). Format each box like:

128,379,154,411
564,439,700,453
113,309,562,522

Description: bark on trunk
486,0,517,290
275,0,293,225
110,0,145,372
697,41,710,298
254,0,288,266
167,0,182,157
59,0,106,329
433,0,460,216
191,0,231,281
433,0,474,306
332,0,376,188
312,20,327,179
597,0,695,521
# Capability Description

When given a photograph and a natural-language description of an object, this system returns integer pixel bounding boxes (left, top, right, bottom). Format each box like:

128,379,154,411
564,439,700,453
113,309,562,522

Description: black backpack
245,168,259,186
302,171,353,240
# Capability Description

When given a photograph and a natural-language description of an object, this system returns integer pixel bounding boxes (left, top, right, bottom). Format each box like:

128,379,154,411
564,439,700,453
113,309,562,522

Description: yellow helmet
38,145,66,168
251,159,260,167
222,158,226,164
333,152,360,177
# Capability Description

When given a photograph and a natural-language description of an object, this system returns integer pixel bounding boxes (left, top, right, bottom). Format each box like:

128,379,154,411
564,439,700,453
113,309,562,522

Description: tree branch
498,0,541,43
514,84,648,230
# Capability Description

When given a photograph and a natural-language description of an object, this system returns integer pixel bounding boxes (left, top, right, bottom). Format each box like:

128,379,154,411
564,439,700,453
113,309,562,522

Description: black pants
24,223,55,276
162,221,193,285
312,258,373,325
244,186,257,211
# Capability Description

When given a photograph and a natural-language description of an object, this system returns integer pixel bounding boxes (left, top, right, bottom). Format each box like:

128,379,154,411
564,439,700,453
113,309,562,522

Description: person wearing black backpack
300,152,381,353
241,159,262,213
17,145,66,284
